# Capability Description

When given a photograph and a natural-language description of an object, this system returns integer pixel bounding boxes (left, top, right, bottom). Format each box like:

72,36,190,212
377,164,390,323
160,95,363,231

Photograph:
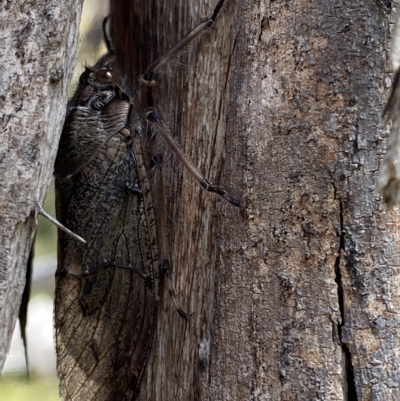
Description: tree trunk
0,0,83,372
112,0,399,400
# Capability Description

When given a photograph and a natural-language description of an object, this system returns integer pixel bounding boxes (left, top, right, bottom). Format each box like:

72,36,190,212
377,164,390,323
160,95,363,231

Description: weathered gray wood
112,0,400,400
0,0,83,372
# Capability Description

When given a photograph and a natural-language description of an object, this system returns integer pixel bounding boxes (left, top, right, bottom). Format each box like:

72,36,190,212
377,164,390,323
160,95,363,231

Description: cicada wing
55,133,158,401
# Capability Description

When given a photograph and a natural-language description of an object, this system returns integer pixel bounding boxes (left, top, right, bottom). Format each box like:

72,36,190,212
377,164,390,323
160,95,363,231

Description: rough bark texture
112,0,399,400
0,0,83,372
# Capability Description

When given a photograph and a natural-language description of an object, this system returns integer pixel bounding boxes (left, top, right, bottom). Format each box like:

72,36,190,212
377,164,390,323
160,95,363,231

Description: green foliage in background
0,375,60,401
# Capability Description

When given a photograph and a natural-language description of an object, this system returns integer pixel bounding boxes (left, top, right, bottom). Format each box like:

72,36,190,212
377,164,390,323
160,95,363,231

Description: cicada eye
79,68,93,84
94,68,123,87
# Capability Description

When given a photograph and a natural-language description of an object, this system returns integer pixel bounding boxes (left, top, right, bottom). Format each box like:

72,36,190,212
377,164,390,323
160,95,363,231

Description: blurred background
0,1,108,399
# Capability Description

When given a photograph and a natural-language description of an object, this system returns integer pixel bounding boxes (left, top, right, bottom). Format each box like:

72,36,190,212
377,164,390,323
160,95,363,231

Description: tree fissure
334,199,357,401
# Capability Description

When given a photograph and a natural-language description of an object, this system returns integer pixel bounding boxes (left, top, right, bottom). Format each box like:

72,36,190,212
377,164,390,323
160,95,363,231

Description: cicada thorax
54,59,160,401
54,57,134,177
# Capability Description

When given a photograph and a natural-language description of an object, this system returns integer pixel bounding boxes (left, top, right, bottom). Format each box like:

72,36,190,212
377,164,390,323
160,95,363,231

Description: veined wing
55,131,158,401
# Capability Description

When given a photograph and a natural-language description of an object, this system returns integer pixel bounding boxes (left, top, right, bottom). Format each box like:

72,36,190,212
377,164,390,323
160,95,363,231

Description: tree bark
0,0,83,372
112,0,399,400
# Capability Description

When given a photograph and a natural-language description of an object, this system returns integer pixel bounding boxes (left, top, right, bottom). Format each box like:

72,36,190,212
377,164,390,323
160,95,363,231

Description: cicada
53,1,238,399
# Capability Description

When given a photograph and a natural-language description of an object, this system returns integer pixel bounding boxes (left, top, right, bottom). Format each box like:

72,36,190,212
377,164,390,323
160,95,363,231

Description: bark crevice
334,199,358,401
